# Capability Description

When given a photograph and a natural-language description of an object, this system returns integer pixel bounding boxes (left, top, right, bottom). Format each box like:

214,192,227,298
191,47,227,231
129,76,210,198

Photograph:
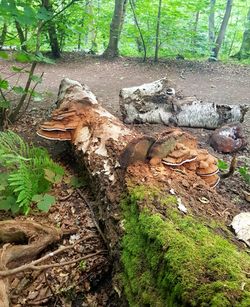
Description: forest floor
1,54,250,306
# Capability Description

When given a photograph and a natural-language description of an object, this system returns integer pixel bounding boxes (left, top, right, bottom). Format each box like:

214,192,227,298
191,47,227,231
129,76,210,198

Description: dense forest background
0,0,250,62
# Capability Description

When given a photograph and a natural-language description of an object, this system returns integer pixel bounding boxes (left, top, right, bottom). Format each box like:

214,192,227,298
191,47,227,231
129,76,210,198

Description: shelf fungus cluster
120,129,220,188
152,131,220,188
37,103,86,142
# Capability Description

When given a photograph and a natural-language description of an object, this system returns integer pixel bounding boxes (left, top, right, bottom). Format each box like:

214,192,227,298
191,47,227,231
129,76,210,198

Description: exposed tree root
0,220,62,307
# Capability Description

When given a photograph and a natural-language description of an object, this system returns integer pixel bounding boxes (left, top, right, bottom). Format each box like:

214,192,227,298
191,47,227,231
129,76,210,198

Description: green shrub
0,131,64,214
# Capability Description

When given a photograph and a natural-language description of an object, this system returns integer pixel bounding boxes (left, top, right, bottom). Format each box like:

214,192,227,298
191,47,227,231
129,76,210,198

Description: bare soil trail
34,56,250,124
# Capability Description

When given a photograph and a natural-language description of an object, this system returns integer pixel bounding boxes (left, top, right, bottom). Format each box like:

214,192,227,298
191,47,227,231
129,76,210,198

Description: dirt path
34,56,250,125
1,55,249,124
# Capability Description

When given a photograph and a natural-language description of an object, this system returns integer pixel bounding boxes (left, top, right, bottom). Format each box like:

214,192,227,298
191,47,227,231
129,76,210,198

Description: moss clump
121,186,250,307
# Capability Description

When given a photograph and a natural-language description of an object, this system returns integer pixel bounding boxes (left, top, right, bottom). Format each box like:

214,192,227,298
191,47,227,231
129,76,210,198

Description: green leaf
0,99,10,109
32,91,43,102
35,53,55,64
30,75,42,83
12,66,25,73
44,168,56,183
32,194,43,202
238,166,250,185
70,176,86,188
12,86,26,94
217,160,228,171
37,194,55,212
44,168,63,184
14,52,32,63
10,201,20,214
37,7,53,21
0,196,16,211
0,173,9,190
0,51,8,59
0,79,9,90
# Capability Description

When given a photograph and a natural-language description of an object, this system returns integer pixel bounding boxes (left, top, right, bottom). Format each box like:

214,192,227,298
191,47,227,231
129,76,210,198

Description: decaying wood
37,79,248,305
0,220,61,307
119,78,249,129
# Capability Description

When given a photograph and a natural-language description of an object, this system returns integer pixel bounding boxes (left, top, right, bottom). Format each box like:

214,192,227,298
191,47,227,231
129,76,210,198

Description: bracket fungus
119,128,220,188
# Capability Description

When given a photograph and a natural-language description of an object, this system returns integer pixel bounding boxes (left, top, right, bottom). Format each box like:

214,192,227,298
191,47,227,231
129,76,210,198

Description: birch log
38,79,250,306
119,78,249,129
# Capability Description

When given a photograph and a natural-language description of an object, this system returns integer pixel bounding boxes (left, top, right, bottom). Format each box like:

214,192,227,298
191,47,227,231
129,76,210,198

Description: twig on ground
58,190,74,201
76,188,108,247
0,235,105,277
0,250,107,277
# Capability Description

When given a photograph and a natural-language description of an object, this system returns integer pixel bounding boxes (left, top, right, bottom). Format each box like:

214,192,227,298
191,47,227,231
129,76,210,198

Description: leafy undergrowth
0,131,64,214
121,186,250,307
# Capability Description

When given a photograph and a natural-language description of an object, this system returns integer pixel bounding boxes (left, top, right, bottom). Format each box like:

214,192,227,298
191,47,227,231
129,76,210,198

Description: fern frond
0,131,31,167
0,131,64,214
8,163,35,214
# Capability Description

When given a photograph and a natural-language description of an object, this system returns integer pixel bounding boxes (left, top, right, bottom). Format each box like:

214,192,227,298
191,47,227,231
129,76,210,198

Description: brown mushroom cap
161,141,197,166
37,129,72,141
40,119,80,131
184,160,197,171
37,104,84,141
196,163,219,176
202,174,220,188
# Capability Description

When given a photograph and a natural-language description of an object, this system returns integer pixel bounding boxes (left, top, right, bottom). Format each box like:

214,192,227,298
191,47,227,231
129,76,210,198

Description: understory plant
0,50,54,130
0,131,64,214
218,159,250,185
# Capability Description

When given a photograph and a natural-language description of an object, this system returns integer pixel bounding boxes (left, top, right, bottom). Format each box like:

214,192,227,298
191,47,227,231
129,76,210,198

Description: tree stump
38,79,250,306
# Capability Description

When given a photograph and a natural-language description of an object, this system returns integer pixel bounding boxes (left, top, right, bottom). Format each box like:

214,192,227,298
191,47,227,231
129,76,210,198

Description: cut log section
119,78,249,129
38,79,250,306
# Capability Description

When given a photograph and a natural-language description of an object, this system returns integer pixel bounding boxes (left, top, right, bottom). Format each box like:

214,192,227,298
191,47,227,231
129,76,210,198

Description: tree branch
0,250,107,277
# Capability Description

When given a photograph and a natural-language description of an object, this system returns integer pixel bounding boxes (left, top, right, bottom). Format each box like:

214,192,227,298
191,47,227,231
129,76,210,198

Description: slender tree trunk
89,0,99,54
129,0,146,61
154,0,162,62
0,23,7,50
209,0,216,44
15,20,27,52
103,0,128,58
77,18,84,50
211,0,233,59
228,16,239,56
235,7,250,59
42,0,60,58
194,11,200,34
192,10,200,49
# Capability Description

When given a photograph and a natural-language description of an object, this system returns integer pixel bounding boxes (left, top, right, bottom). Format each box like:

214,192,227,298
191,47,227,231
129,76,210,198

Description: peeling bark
119,78,248,129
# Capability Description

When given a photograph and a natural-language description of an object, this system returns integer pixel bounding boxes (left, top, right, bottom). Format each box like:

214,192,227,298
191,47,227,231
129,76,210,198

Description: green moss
121,186,250,307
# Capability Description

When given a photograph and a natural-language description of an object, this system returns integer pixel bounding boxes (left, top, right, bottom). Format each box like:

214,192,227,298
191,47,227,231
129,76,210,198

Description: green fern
0,131,64,214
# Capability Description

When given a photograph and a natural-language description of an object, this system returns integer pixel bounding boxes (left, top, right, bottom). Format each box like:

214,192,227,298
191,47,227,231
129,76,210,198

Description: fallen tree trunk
38,79,250,306
119,78,249,129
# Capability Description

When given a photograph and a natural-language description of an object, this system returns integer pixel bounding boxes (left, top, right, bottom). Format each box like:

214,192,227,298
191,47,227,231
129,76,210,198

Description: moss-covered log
38,79,250,306
122,186,250,306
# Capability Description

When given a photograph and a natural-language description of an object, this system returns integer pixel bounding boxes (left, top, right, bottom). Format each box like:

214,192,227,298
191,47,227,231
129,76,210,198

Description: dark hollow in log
38,79,250,306
119,78,249,129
